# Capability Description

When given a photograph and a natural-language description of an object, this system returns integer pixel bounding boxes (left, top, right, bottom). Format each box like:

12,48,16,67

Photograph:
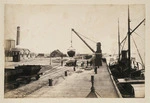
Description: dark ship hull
108,51,145,98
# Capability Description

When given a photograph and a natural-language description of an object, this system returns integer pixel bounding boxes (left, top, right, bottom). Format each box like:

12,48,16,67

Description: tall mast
118,18,120,61
128,6,131,73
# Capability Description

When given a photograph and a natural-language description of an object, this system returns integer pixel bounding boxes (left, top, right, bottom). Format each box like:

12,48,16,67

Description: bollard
94,67,97,74
73,66,76,71
65,71,67,76
49,79,53,86
91,75,94,83
91,75,95,92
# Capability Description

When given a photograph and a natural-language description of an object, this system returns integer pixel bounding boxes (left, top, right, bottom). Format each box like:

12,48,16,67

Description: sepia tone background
4,4,145,63
0,0,150,103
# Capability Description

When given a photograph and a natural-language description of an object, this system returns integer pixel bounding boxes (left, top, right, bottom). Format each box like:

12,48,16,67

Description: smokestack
95,42,102,67
16,26,20,45
96,42,102,53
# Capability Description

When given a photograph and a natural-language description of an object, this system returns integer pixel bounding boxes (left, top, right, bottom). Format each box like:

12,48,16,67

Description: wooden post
73,66,76,71
49,79,53,86
65,71,67,76
94,67,97,74
91,75,95,92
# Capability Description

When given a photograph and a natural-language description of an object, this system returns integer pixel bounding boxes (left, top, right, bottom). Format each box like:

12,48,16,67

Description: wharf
25,62,119,98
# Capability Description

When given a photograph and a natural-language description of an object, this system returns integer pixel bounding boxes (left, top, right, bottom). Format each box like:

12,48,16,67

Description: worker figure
90,60,93,66
61,56,63,66
81,61,84,67
61,60,63,66
87,60,89,67
74,59,77,67
94,67,97,74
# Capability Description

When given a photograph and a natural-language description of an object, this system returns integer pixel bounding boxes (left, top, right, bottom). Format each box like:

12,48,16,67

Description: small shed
10,48,30,62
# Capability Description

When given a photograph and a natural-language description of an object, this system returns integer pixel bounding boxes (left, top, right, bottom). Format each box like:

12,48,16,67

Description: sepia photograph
1,0,150,103
4,4,145,98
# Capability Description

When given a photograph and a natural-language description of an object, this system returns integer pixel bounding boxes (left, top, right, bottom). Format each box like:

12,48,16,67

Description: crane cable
77,32,97,43
71,29,73,47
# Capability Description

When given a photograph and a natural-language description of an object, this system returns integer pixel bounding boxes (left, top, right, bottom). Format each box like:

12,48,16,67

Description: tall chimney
95,42,102,67
16,26,20,45
96,42,101,53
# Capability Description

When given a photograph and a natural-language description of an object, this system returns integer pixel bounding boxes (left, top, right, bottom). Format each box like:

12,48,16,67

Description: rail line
4,64,74,98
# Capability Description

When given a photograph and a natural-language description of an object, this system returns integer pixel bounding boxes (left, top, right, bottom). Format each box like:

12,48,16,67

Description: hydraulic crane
71,28,102,67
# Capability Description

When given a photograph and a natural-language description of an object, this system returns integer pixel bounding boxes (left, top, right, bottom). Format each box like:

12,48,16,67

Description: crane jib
71,28,95,53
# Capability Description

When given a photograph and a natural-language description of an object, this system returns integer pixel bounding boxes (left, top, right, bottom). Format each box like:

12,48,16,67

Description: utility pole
50,52,51,65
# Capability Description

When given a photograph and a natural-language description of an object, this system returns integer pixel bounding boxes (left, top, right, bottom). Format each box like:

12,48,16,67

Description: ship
108,6,145,98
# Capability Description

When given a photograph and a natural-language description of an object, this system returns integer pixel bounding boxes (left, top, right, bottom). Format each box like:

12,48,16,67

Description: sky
4,4,145,61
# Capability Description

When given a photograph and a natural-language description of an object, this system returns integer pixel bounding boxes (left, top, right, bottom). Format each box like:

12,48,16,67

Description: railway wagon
5,68,23,90
15,65,41,76
5,65,42,90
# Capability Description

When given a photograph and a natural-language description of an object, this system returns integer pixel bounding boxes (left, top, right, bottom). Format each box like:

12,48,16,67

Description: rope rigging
119,32,145,69
130,19,145,35
131,35,145,69
119,33,127,51
120,34,127,45
120,18,145,49
130,28,144,40
119,26,145,56
121,36,127,51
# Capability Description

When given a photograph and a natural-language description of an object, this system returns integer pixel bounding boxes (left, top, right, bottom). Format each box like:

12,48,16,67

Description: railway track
41,65,73,79
4,64,74,98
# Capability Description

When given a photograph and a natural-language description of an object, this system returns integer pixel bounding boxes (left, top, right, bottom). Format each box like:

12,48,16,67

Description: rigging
131,35,145,69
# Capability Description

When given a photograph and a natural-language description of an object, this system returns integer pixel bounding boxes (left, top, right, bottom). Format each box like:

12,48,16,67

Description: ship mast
118,19,120,61
128,6,131,73
127,6,145,73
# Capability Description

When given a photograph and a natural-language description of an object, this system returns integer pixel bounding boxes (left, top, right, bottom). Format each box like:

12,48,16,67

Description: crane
71,28,102,67
71,28,95,53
